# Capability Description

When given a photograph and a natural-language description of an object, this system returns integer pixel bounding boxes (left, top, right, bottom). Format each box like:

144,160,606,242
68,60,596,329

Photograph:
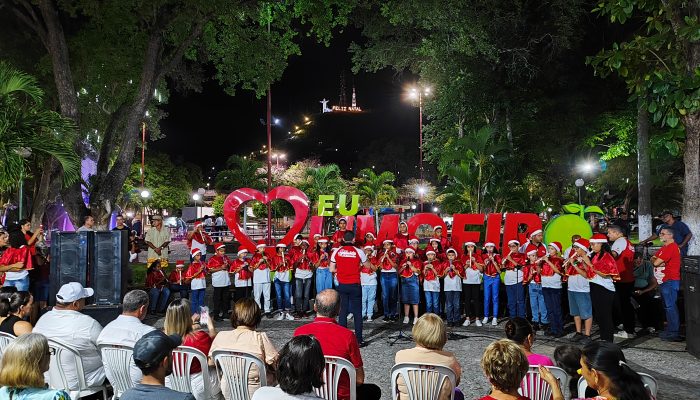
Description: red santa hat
237,248,249,256
589,233,608,243
484,242,496,248
194,220,203,227
294,233,303,241
317,237,329,243
175,260,185,267
365,232,376,239
464,241,476,247
446,248,458,255
548,241,562,253
363,245,374,250
404,247,416,254
409,236,420,244
313,233,321,239
399,221,408,227
275,243,287,249
525,245,539,256
301,239,310,246
529,229,543,238
383,239,393,245
256,240,266,249
425,250,437,256
429,238,441,243
433,225,443,231
573,238,590,251
508,239,520,246
214,243,226,252
191,248,202,257
338,217,347,224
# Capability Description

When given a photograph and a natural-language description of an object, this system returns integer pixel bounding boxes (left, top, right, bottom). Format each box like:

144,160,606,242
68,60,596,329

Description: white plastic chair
520,365,569,400
98,343,135,400
168,345,212,400
390,362,457,400
0,331,16,360
578,372,657,398
47,338,108,400
315,356,357,400
212,349,267,400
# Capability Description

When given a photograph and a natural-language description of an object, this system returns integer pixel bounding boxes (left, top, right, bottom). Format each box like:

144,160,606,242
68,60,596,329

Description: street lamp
192,193,201,219
433,207,439,213
272,153,286,168
575,178,585,204
417,186,427,212
407,85,432,181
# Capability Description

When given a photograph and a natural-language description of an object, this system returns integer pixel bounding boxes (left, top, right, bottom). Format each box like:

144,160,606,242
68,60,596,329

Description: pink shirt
527,353,554,366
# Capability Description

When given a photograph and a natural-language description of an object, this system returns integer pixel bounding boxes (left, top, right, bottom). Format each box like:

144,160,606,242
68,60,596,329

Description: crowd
0,282,656,400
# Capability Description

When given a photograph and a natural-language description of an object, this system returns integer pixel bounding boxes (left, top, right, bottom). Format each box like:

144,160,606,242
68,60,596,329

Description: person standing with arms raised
330,231,373,346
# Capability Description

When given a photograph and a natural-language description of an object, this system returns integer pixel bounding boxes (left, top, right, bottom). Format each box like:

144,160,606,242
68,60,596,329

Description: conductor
330,230,372,346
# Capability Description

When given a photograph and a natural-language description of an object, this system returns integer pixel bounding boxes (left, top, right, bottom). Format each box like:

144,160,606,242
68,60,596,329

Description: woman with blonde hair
0,333,70,400
479,339,531,400
394,313,462,400
164,298,220,400
209,298,278,399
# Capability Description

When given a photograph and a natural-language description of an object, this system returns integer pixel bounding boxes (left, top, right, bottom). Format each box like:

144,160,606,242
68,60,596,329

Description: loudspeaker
49,231,92,306
81,304,122,327
90,231,127,305
683,257,700,359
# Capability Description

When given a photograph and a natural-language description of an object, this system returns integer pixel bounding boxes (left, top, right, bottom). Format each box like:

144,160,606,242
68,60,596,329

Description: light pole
575,178,585,204
272,153,286,168
407,85,431,181
417,186,426,212
140,189,150,232
192,193,201,219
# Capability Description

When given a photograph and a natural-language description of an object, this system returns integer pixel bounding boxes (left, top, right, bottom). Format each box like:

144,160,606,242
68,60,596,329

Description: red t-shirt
331,246,367,285
655,242,681,282
182,330,213,374
294,317,362,400
393,232,410,251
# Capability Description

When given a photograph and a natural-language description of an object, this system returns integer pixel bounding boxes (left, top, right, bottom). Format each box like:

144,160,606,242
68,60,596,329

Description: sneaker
491,318,498,326
616,324,624,330
285,312,294,321
614,331,634,339
403,316,410,324
476,319,483,327
275,312,284,321
347,313,353,320
482,317,489,324
581,335,593,345
367,316,372,322
462,319,471,327
533,323,541,332
384,316,393,323
413,318,418,325
570,332,583,342
647,327,656,334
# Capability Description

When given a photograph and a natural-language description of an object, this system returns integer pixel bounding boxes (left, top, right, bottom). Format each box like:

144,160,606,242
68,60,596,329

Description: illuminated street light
140,190,150,198
406,84,432,182
417,186,427,212
575,178,585,204
433,207,439,213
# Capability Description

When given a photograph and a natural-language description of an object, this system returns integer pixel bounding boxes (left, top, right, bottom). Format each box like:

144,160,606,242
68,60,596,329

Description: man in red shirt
651,227,682,341
294,289,381,400
330,231,372,345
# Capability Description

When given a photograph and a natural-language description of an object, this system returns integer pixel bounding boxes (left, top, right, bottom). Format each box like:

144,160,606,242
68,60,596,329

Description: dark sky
154,28,420,179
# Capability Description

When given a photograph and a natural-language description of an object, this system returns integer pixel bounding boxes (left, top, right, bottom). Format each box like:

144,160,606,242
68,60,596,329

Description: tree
120,153,191,212
0,61,79,221
2,0,354,228
399,178,436,206
214,155,266,192
355,168,397,229
302,164,347,208
588,1,700,254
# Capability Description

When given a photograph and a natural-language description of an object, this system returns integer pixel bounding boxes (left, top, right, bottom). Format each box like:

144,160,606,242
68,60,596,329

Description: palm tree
303,164,346,206
214,155,266,192
355,168,398,230
0,62,79,193
439,161,479,213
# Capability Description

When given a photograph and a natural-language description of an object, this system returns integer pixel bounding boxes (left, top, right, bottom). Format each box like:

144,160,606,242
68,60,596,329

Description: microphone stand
388,256,412,345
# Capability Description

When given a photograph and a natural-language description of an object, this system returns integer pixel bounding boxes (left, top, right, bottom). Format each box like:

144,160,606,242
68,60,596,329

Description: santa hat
338,217,347,224
214,243,226,252
363,245,374,250
175,260,185,267
425,250,436,256
383,239,393,245
529,229,543,238
429,238,441,243
313,233,321,239
464,241,476,247
405,248,416,254
317,237,329,243
237,248,249,256
301,239,310,246
548,241,562,253
484,242,496,248
508,239,520,246
194,221,202,227
574,238,590,250
191,248,202,257
446,248,458,255
433,225,443,231
399,221,408,227
589,233,608,243
276,243,287,249
365,232,376,239
294,233,303,241
409,237,420,244
256,240,266,249
525,245,539,256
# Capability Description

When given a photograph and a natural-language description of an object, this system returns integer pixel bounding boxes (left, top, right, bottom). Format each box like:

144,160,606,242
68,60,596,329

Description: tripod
388,269,412,345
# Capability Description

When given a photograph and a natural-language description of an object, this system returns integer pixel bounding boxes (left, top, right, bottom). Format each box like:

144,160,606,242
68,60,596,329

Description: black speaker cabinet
81,304,122,327
90,231,127,305
683,257,700,359
49,231,92,306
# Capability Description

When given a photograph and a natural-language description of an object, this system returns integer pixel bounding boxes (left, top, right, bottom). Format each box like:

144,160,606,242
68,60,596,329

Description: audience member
293,289,381,400
251,335,325,400
77,215,95,232
553,344,586,398
632,252,661,333
97,290,156,386
504,317,554,366
640,210,692,257
651,227,683,341
0,290,33,336
394,313,463,400
0,333,71,400
145,260,171,315
209,298,279,399
121,330,195,400
479,339,530,400
164,298,220,400
33,282,105,390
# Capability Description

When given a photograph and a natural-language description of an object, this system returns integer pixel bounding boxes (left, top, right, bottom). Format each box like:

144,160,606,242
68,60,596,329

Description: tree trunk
637,101,653,241
505,106,513,147
682,112,700,256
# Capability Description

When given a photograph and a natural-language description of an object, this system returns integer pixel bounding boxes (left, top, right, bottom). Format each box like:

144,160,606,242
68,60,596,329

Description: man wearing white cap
34,282,105,390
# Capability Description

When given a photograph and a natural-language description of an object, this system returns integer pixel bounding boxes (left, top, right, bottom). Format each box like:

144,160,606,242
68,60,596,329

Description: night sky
154,28,420,179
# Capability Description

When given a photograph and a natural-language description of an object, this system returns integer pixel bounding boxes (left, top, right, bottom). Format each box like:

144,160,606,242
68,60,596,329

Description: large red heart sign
223,186,310,251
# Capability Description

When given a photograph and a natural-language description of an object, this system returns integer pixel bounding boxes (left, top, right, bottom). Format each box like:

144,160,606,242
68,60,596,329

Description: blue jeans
425,291,440,313
190,289,205,315
316,268,333,293
529,283,548,324
483,275,500,318
380,272,398,317
294,277,312,313
505,284,526,318
148,287,170,313
3,276,29,291
274,279,292,311
337,283,363,343
444,291,461,322
542,287,563,335
170,284,189,299
361,285,377,318
660,280,680,338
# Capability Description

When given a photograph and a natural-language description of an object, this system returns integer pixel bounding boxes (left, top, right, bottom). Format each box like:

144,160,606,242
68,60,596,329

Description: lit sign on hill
331,105,363,112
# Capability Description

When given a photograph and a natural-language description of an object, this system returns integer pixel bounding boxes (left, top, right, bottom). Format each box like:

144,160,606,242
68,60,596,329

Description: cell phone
200,306,210,325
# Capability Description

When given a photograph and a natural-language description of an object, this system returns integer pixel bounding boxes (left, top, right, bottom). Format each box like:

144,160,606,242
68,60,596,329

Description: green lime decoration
544,214,593,251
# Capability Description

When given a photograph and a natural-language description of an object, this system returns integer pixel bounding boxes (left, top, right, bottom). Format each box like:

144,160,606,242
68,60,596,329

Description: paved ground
147,313,699,400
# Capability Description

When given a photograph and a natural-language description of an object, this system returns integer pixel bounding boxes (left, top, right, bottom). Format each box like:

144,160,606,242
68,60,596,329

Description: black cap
133,330,182,369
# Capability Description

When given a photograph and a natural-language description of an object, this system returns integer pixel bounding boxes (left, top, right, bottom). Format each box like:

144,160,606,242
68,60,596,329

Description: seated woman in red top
164,298,220,400
479,339,531,400
145,261,171,314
